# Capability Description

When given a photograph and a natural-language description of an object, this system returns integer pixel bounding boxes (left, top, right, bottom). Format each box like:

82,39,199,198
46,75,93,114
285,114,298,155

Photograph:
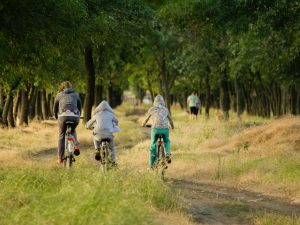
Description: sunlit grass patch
0,166,177,225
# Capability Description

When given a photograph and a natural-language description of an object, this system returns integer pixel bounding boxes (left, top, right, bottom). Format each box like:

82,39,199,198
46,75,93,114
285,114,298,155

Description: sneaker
165,154,172,164
74,145,80,156
95,151,101,161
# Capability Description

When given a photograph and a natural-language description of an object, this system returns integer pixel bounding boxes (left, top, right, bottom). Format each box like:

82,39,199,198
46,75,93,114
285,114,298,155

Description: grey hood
95,100,114,114
153,95,165,108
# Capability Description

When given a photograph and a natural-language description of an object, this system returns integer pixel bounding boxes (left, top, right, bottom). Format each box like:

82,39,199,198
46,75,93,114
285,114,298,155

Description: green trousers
149,128,170,166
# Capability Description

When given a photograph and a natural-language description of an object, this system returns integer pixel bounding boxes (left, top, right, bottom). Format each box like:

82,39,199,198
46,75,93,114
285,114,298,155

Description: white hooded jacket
86,101,120,136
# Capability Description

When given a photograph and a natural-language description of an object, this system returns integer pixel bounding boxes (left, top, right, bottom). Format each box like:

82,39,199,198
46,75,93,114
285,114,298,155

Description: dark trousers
58,116,79,159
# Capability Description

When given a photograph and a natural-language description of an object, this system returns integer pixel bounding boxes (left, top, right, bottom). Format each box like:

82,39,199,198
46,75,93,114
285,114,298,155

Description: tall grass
255,213,300,225
0,165,176,225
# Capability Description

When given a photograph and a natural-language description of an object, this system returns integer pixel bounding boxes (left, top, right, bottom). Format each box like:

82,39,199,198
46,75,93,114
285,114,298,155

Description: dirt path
168,178,300,225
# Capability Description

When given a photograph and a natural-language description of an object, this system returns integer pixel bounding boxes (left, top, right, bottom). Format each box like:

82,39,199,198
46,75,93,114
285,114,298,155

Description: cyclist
53,81,81,164
85,100,120,165
142,95,174,168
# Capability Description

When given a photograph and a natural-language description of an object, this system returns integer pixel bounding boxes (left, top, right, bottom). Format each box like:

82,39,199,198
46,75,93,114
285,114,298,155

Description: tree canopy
0,0,299,126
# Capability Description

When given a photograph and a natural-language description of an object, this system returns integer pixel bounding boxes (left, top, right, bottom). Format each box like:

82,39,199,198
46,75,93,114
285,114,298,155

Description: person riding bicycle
85,100,120,165
53,81,81,164
142,95,174,168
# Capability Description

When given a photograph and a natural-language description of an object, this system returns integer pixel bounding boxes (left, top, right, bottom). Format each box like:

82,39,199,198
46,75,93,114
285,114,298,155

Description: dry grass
1,105,299,224
0,105,195,225
165,111,300,203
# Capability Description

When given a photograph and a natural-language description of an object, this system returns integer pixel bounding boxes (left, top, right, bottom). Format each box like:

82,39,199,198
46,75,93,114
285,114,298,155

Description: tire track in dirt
169,178,300,225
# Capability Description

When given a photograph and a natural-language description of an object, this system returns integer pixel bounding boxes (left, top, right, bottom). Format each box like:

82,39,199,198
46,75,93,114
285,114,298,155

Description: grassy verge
0,104,195,225
254,213,300,225
0,164,178,225
167,109,300,201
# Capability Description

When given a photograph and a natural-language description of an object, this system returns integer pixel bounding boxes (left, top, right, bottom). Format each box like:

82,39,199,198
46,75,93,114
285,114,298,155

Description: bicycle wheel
158,145,167,180
66,155,73,169
65,140,74,169
100,144,108,173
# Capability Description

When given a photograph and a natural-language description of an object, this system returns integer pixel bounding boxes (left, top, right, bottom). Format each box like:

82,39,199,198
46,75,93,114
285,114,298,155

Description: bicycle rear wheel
158,145,167,180
64,140,74,169
100,144,108,172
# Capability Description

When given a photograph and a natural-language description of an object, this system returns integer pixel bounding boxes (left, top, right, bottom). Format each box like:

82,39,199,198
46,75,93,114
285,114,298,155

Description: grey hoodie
86,101,120,135
53,88,81,118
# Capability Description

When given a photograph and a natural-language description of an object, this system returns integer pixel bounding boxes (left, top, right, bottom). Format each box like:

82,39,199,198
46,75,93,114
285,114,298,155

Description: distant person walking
187,91,201,120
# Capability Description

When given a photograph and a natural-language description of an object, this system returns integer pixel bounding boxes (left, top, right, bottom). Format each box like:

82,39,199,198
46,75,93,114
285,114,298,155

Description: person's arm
187,96,190,106
142,109,151,127
112,115,119,125
167,113,174,129
53,94,60,119
85,116,96,129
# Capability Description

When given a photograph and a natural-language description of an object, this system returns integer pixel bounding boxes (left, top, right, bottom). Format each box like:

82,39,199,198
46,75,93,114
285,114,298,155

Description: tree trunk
146,70,155,102
297,91,300,114
28,86,37,121
13,90,21,122
8,95,15,128
94,84,103,107
19,89,29,126
83,45,95,123
158,49,172,114
220,72,230,120
291,86,297,115
234,78,243,119
47,93,54,117
1,90,12,127
108,86,122,108
35,90,43,120
0,87,4,116
42,89,49,119
205,70,211,118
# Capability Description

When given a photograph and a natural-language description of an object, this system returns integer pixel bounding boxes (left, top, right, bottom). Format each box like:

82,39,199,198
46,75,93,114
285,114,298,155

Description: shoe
165,154,172,164
57,158,63,164
95,151,101,161
74,145,80,156
111,162,118,167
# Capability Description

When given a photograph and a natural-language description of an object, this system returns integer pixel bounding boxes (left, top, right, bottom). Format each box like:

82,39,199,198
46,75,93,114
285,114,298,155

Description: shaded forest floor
0,105,299,225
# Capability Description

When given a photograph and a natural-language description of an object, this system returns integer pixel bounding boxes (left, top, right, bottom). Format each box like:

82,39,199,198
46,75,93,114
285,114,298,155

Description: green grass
255,213,300,225
0,165,176,225
223,152,300,183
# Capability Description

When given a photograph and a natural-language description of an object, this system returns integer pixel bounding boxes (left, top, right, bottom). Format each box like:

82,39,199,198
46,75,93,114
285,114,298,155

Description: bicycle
152,134,169,180
98,138,114,173
63,121,76,168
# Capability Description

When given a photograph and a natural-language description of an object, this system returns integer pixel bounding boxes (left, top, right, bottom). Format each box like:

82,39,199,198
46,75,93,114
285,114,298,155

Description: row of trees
0,0,154,127
129,0,300,119
1,0,299,127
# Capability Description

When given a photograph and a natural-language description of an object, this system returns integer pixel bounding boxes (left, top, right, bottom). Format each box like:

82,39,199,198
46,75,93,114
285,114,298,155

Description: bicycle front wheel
66,155,73,169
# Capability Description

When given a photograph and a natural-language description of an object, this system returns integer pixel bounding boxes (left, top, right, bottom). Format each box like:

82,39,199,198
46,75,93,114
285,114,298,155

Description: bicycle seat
66,121,74,124
100,138,111,143
156,134,164,138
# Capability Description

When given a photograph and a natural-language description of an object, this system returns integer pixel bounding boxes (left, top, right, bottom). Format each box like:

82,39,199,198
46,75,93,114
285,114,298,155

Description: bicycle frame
153,134,168,180
64,123,75,168
99,139,112,172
